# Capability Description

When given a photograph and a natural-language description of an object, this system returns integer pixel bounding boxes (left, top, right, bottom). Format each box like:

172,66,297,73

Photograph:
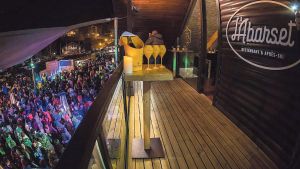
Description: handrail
56,63,123,169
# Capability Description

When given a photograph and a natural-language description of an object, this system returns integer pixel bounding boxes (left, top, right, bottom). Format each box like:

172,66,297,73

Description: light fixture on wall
291,3,299,11
292,2,300,30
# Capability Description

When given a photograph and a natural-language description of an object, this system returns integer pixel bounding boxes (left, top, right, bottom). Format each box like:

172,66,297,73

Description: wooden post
198,0,207,93
143,81,151,149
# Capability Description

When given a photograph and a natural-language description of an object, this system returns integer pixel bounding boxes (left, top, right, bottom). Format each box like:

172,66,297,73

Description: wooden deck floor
104,79,278,169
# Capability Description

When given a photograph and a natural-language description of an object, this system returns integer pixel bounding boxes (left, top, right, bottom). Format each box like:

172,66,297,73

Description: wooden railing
56,63,123,169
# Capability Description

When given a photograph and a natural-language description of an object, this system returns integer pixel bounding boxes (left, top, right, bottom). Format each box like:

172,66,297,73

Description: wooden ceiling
131,0,192,47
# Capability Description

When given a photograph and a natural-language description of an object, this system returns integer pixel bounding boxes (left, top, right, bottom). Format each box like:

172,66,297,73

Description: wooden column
143,81,151,149
197,0,207,93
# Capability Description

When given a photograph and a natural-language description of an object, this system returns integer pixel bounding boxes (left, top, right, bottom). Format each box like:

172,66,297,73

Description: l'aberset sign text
226,1,299,70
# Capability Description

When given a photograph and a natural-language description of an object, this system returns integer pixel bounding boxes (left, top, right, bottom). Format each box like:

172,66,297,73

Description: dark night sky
0,0,114,32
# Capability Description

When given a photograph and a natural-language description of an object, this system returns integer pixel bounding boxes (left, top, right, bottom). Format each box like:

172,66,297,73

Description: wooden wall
213,0,300,168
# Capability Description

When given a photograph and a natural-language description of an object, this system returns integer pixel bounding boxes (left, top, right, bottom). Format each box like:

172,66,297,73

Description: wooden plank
176,79,278,169
174,79,278,169
160,81,239,169
150,100,169,169
154,82,230,169
133,82,145,169
151,91,180,169
151,95,188,169
152,83,209,169
165,81,247,169
206,100,276,168
151,84,196,169
176,80,263,168
152,82,218,169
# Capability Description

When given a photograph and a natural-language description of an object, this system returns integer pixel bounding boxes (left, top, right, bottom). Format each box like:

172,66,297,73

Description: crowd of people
0,54,116,169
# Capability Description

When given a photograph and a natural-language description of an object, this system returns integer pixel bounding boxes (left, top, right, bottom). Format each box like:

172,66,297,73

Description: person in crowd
0,54,116,168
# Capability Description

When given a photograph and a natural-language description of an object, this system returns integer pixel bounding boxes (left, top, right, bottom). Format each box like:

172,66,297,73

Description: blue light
291,4,299,12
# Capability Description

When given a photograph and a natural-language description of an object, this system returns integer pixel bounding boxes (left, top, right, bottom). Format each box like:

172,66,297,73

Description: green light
173,55,176,72
184,55,189,68
30,63,35,69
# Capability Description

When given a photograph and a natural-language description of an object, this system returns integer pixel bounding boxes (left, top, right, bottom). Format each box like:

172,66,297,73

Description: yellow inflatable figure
119,32,144,71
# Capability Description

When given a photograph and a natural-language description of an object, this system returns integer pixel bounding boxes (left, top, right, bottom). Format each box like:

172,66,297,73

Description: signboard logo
226,1,299,70
184,27,192,47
